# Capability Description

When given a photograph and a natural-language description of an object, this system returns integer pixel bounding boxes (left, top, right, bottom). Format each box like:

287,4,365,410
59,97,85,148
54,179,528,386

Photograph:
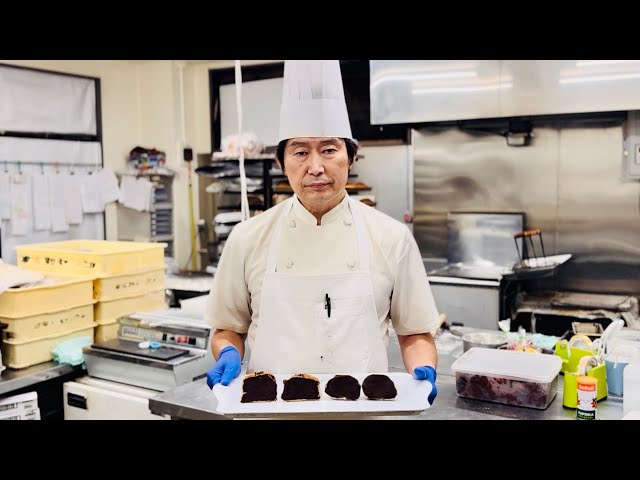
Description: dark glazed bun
241,372,277,403
362,374,397,400
325,374,361,400
281,373,321,401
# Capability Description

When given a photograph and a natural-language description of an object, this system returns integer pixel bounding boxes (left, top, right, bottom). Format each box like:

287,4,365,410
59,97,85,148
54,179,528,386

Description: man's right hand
206,346,242,388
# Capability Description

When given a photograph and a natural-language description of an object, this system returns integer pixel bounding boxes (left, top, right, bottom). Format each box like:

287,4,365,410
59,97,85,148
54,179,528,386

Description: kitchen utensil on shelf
503,228,575,281
461,332,509,352
591,319,625,364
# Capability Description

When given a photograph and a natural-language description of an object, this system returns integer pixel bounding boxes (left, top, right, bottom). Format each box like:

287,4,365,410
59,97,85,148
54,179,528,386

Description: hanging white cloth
96,167,120,205
48,174,69,233
9,173,32,236
0,172,11,220
80,172,105,213
58,173,83,225
119,175,153,212
32,173,51,231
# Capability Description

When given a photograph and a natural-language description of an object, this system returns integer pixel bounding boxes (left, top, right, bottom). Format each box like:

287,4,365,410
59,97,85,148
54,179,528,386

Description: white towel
119,175,153,212
0,172,11,220
32,174,51,231
48,174,69,233
96,167,121,205
10,173,32,236
60,173,83,224
80,173,104,213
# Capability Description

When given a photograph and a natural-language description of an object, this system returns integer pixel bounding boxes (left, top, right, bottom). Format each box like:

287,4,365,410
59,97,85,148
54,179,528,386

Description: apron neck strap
348,196,370,272
265,196,294,273
265,195,370,273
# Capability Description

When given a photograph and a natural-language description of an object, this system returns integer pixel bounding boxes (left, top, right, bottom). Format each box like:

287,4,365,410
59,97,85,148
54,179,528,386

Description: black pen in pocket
325,293,331,318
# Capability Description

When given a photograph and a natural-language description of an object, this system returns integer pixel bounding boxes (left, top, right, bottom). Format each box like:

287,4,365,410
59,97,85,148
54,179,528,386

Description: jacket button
285,258,294,269
343,217,352,226
347,258,356,269
288,219,296,228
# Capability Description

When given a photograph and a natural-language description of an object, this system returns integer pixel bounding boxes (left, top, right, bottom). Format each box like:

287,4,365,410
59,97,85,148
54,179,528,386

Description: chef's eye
294,151,308,157
323,148,337,154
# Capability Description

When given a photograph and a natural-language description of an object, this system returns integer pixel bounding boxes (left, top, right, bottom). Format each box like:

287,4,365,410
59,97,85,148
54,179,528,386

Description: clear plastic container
451,347,563,409
623,361,640,416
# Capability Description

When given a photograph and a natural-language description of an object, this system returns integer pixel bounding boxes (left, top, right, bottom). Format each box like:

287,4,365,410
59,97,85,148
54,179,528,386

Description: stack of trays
93,269,166,341
0,273,96,369
15,240,168,347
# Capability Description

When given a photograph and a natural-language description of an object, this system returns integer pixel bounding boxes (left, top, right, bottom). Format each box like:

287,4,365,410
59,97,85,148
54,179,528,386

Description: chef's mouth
305,182,331,189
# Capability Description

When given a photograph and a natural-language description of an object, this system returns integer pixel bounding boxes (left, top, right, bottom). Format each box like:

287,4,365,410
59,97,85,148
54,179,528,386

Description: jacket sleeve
390,228,440,336
203,225,251,335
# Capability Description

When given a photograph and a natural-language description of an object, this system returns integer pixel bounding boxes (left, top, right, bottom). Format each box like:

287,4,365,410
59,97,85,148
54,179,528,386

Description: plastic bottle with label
576,376,597,420
623,361,640,416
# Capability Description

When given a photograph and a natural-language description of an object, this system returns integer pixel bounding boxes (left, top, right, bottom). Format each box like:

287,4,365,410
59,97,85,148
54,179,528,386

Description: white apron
248,196,388,374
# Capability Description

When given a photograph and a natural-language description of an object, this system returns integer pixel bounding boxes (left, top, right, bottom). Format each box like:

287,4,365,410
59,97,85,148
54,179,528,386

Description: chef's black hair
276,138,358,170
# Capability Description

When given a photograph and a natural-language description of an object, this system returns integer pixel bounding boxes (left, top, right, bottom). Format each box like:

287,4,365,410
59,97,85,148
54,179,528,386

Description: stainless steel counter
149,352,625,420
0,361,83,397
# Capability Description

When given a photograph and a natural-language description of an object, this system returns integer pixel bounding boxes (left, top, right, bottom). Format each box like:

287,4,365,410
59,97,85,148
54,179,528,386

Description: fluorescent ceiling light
559,72,640,84
412,82,512,95
371,71,477,90
576,60,640,67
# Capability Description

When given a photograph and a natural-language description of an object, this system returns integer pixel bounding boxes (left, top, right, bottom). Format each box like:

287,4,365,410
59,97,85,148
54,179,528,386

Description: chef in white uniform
205,60,440,404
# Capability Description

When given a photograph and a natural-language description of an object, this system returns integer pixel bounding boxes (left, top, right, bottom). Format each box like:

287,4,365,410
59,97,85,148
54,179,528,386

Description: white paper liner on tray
212,372,431,418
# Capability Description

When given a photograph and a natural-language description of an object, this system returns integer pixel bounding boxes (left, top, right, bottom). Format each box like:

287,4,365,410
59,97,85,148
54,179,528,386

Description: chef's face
281,137,351,216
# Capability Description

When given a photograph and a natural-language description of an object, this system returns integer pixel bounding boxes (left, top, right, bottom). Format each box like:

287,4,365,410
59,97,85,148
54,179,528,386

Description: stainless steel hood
370,60,640,125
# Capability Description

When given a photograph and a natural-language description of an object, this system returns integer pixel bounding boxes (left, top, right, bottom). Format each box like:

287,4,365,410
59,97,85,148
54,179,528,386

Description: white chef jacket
205,194,440,351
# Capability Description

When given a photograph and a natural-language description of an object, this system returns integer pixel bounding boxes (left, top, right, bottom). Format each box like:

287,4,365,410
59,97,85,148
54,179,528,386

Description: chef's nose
308,152,325,176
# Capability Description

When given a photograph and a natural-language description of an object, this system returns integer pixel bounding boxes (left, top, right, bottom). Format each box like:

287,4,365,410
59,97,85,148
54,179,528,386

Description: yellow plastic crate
94,290,166,325
1,303,95,343
16,240,166,276
0,273,94,318
93,268,165,301
95,321,120,343
1,326,94,369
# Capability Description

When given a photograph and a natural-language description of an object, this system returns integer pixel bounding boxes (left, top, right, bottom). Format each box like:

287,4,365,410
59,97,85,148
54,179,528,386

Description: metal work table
0,361,85,419
0,361,83,397
149,349,625,420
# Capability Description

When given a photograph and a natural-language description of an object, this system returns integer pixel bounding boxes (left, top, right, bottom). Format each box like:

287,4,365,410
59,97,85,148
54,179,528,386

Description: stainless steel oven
425,212,524,330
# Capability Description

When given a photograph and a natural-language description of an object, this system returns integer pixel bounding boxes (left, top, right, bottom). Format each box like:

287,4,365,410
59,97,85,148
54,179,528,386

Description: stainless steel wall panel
554,127,640,294
372,61,640,124
413,124,640,296
370,60,501,124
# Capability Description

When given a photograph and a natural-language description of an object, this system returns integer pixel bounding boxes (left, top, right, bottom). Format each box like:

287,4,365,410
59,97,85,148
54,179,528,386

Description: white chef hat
278,60,353,142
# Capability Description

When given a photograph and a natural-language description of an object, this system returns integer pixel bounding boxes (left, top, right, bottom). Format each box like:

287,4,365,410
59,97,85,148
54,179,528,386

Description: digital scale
82,309,214,392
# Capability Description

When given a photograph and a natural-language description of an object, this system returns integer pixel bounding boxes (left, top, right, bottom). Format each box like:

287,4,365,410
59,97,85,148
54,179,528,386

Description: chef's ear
275,157,284,173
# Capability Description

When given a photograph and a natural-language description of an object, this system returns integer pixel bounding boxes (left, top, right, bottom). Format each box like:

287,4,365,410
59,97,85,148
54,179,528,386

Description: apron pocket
313,304,369,371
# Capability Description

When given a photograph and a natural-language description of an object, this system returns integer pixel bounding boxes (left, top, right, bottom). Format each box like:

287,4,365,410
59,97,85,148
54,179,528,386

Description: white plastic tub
451,348,562,409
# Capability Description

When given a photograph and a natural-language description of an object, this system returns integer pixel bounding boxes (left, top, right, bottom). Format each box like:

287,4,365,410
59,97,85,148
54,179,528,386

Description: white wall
0,60,413,269
0,60,141,243
352,145,412,224
0,60,199,268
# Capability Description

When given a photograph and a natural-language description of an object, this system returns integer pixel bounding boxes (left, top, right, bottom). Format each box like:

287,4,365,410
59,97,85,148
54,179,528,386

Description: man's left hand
414,366,437,405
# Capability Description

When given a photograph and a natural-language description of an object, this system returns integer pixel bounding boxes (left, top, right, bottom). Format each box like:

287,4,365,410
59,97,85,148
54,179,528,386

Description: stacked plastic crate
15,240,167,348
0,273,95,369
92,268,165,341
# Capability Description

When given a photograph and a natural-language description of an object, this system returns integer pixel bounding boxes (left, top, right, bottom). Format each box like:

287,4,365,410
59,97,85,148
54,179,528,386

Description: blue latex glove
206,346,241,388
414,366,437,405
